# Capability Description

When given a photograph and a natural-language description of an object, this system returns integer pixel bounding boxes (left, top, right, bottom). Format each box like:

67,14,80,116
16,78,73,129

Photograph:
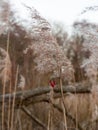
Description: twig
51,102,83,130
22,106,47,129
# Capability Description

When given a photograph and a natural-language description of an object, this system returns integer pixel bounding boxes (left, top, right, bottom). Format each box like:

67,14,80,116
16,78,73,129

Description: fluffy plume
18,75,25,89
23,6,74,82
74,21,98,84
0,0,10,35
0,47,11,84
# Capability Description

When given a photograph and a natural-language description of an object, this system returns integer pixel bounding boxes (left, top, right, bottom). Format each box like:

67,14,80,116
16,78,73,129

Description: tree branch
0,83,91,106
50,102,83,130
22,106,47,129
0,84,91,130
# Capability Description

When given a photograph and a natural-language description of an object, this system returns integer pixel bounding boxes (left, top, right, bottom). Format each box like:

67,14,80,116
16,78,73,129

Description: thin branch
22,106,47,129
45,100,83,130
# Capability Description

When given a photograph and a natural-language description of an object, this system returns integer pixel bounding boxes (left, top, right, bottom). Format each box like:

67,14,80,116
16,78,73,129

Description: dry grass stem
2,32,10,130
10,66,19,130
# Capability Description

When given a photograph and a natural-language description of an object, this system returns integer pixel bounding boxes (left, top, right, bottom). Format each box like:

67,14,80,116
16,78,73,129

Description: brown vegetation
0,1,98,130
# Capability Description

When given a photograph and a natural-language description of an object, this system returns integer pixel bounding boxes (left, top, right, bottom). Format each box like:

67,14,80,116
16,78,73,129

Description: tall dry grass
2,32,10,130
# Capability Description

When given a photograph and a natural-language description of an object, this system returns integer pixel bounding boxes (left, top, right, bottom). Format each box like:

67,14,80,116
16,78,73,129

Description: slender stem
59,69,67,130
7,80,12,130
48,87,54,130
2,32,10,130
47,110,51,130
73,73,78,130
10,66,19,130
14,109,22,130
14,87,25,130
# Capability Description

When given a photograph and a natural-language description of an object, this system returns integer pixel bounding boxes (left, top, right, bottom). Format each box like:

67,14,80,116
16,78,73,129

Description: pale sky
10,0,98,26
